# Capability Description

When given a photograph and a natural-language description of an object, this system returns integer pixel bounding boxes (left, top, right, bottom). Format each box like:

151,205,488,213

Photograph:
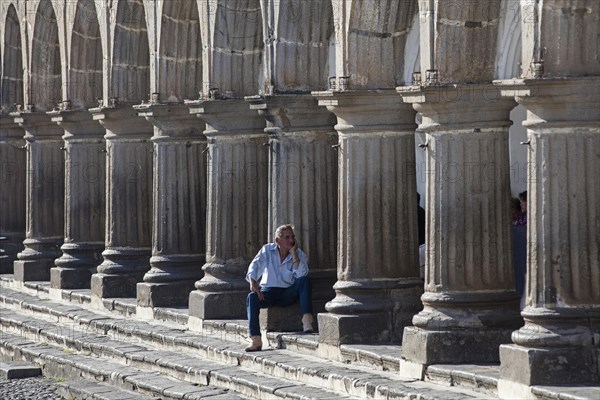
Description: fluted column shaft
187,99,268,321
247,95,338,329
496,77,600,395
11,113,64,282
49,110,105,290
89,107,153,300
0,115,26,273
133,104,207,310
397,85,522,376
313,91,423,345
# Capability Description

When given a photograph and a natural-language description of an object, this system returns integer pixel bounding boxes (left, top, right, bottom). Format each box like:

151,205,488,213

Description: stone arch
30,0,62,111
212,0,263,97
158,0,202,102
346,0,419,89
111,0,150,104
70,0,103,109
273,0,334,92
1,4,23,112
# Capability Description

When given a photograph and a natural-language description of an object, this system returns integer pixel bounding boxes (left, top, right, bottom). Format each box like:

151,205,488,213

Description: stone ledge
0,361,42,379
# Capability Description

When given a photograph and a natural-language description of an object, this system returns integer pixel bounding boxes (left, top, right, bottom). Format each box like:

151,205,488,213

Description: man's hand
290,241,300,268
250,279,264,301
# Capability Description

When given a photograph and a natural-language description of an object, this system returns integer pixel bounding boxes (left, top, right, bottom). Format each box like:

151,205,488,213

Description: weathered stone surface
49,110,105,290
10,113,64,283
133,104,207,309
314,90,423,345
0,362,41,379
186,99,268,320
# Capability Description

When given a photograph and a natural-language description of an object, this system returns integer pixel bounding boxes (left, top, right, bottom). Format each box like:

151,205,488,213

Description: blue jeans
246,276,313,337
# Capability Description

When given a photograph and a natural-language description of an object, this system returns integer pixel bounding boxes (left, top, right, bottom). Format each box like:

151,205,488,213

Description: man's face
276,229,296,252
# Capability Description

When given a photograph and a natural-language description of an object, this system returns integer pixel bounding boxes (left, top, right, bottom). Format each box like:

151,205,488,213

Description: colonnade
1,0,598,396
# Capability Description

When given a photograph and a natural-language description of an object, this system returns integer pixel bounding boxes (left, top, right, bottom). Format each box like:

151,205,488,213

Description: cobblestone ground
0,377,62,399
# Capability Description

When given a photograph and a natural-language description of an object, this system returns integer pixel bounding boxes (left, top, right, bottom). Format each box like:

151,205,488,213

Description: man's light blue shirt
245,243,309,289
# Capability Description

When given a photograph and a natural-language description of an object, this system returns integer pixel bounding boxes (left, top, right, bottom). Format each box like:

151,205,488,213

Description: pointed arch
347,0,419,89
70,0,103,109
31,0,62,111
273,0,334,92
212,0,263,97
158,0,202,102
112,0,150,103
1,4,23,112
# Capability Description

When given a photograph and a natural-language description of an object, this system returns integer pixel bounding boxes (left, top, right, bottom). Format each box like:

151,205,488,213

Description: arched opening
274,0,334,92
70,0,103,109
347,0,419,89
1,4,24,112
212,0,263,97
30,0,62,111
158,0,202,102
111,0,150,104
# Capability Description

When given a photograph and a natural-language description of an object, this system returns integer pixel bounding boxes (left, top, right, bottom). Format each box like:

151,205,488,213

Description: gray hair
275,224,295,239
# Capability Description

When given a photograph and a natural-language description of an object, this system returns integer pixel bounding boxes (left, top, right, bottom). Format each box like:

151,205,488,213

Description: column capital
494,76,600,127
186,99,265,136
134,103,205,139
10,112,63,140
398,84,516,131
89,106,153,138
47,109,105,139
245,94,336,135
312,90,415,133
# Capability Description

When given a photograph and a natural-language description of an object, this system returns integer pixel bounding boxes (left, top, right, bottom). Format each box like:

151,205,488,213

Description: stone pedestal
49,110,105,290
313,91,423,345
10,113,64,282
495,78,600,398
187,99,267,321
0,115,26,273
246,94,338,328
397,85,522,378
89,107,153,300
134,104,207,310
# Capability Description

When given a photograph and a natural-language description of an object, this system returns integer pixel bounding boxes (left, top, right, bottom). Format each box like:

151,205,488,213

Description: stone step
55,379,173,400
0,332,245,399
0,285,485,399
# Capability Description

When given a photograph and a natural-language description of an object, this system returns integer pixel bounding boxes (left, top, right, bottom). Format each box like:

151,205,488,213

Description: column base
50,267,94,289
136,280,196,308
188,289,247,320
317,312,395,345
401,326,514,367
90,272,142,298
13,259,54,282
499,344,599,387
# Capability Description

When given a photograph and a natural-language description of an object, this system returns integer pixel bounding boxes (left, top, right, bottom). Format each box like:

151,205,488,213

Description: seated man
245,224,313,352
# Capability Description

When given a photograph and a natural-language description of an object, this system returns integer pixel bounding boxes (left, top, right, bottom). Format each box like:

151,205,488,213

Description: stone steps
0,284,486,399
55,379,183,400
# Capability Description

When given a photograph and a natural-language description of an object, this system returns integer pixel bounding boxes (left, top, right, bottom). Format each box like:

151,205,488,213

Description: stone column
397,85,522,378
89,107,153,302
133,104,207,314
10,112,64,282
312,90,423,345
496,77,600,398
48,110,105,293
186,99,268,324
0,114,26,273
246,95,338,331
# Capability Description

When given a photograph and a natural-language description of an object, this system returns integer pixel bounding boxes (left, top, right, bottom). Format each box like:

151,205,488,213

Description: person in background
417,193,426,280
244,224,313,352
512,192,527,309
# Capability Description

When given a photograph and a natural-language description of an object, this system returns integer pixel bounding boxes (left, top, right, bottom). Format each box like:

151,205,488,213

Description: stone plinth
187,99,267,321
246,94,338,329
10,112,65,282
495,78,600,398
397,84,522,378
49,110,105,290
89,107,153,300
0,115,26,273
133,104,207,310
313,90,423,345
